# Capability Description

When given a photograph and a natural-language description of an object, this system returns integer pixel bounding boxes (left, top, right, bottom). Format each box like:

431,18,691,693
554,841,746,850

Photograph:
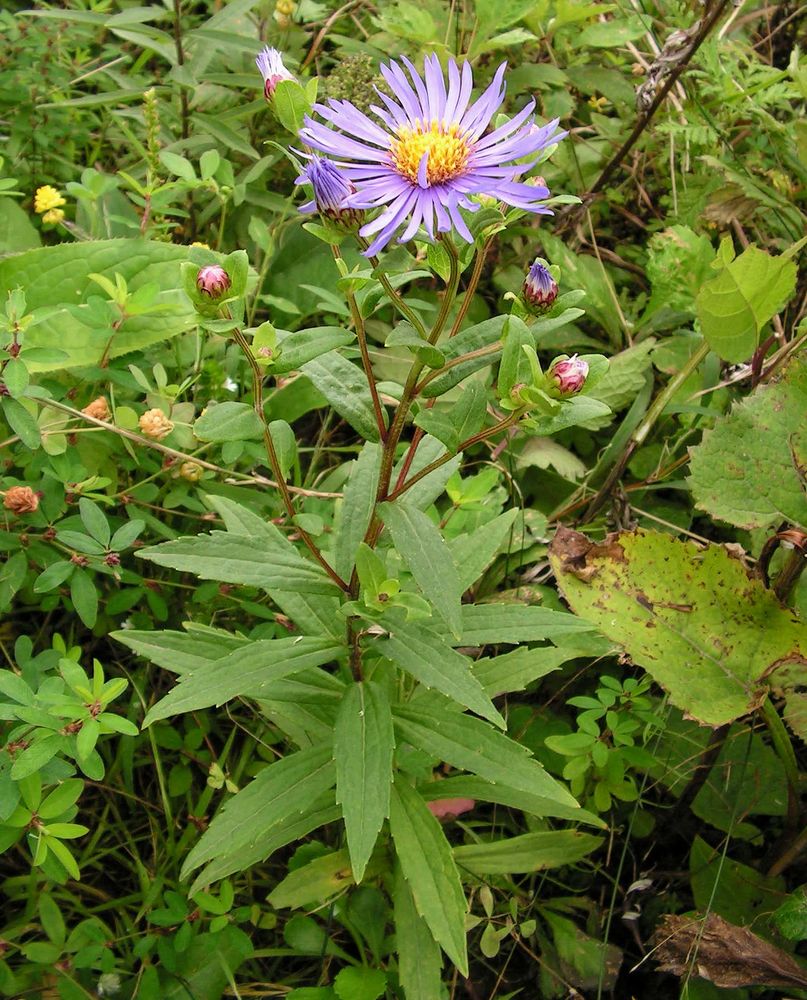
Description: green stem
331,245,387,442
232,327,350,592
428,234,461,345
447,235,492,339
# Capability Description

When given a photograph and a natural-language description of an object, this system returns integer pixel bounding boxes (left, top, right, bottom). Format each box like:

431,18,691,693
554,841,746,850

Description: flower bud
139,408,174,441
42,209,64,225
179,461,203,482
255,46,295,99
82,397,110,421
196,265,231,299
297,157,361,228
3,485,40,514
523,258,558,311
548,354,589,397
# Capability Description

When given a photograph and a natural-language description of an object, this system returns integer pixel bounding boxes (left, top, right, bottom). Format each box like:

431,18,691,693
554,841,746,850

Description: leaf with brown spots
549,528,807,729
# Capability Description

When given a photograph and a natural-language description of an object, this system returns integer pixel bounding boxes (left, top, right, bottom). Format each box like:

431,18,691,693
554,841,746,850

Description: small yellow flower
139,408,174,441
42,208,65,225
588,95,609,112
191,241,210,249
34,185,66,214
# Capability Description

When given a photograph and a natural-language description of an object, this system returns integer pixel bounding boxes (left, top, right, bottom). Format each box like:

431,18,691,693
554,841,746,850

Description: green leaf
381,500,462,638
70,570,98,628
193,401,263,442
419,775,602,825
421,316,507,398
389,779,468,975
38,894,65,947
33,561,74,594
2,398,41,448
448,509,519,592
431,603,595,646
393,863,444,1000
302,352,381,442
453,830,602,874
696,243,798,362
273,327,355,374
549,527,807,728
182,745,336,879
159,150,196,182
393,703,579,808
334,682,395,882
333,967,387,1000
688,354,807,530
272,79,312,134
335,443,382,580
112,625,248,674
78,498,110,547
391,435,462,509
0,240,214,371
138,531,340,595
374,620,504,727
143,637,343,724
269,849,357,910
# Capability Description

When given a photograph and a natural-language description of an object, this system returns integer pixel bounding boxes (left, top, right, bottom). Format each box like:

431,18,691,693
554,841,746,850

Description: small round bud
42,208,64,225
3,485,40,514
548,355,589,397
196,265,231,299
139,408,174,441
70,553,89,567
523,258,558,311
82,397,110,421
104,552,121,567
179,461,203,482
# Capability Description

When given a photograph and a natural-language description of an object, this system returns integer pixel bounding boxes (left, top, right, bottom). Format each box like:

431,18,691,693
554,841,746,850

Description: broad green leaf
393,863,444,999
274,327,355,374
549,528,807,728
138,531,340,596
143,637,343,724
688,355,806,530
696,243,798,362
333,967,386,1000
269,849,356,909
112,625,248,674
374,621,504,727
448,509,519,592
193,402,263,442
78,498,110,547
302,352,381,442
182,745,336,877
2,398,41,448
389,779,468,975
334,682,394,881
453,830,602,874
381,500,462,638
272,79,312,134
159,150,196,182
393,703,579,809
334,443,382,580
0,197,41,254
0,240,213,371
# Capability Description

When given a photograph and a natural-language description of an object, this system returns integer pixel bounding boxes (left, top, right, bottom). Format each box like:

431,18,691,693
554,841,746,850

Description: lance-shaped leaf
182,745,336,880
393,704,579,809
334,442,381,580
453,830,603,875
389,779,468,975
429,603,596,646
549,528,807,728
381,500,462,638
393,863,444,1000
334,682,395,882
302,351,381,442
138,531,339,595
143,637,344,724
112,625,248,675
373,621,504,728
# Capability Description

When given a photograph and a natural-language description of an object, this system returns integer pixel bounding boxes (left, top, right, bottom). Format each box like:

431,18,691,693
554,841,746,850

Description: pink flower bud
255,46,295,99
425,797,476,821
196,265,231,299
523,258,558,311
548,355,589,397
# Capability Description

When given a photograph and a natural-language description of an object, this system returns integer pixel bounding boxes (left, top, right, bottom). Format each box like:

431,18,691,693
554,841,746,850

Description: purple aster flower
256,46,294,99
299,53,566,256
296,157,361,226
523,258,558,311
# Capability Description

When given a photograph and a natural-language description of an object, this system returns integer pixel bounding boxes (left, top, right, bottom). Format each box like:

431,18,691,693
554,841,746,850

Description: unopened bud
3,485,40,514
139,408,174,441
104,552,121,567
196,265,231,299
297,157,362,229
82,397,110,421
255,46,295,99
548,355,589,397
523,258,558,312
179,461,203,482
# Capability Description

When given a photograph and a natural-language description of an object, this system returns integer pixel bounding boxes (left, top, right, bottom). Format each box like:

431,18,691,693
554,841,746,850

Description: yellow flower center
391,122,470,185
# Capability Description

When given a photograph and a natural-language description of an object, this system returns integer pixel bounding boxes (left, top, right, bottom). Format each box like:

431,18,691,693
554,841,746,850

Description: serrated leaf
374,621,504,727
334,682,394,882
393,704,579,809
302,352,381,442
689,355,806,530
112,625,248,674
382,500,462,637
389,779,468,975
549,527,807,728
143,637,343,724
335,443,381,580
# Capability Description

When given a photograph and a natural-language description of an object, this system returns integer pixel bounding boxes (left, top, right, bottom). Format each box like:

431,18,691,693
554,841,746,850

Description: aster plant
117,52,613,994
